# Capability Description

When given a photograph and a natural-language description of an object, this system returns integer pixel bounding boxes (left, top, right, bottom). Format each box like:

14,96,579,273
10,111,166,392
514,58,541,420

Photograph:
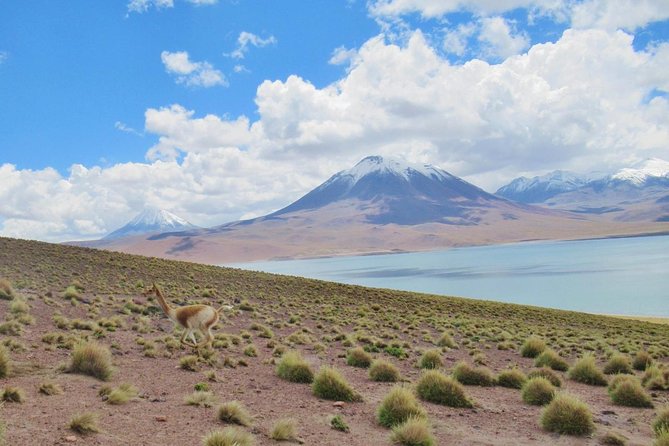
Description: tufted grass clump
68,341,113,381
276,351,313,383
415,370,473,408
0,279,14,300
0,345,10,379
202,427,254,446
369,359,400,382
652,407,669,435
600,431,627,445
346,347,372,368
520,336,546,358
540,393,594,436
1,386,25,403
377,386,427,428
180,355,200,371
107,383,139,405
497,368,527,389
39,381,64,396
186,390,217,408
603,353,633,375
656,430,669,446
312,366,361,402
418,349,443,370
521,377,556,406
528,367,562,387
217,401,253,426
69,412,100,435
607,375,652,408
643,364,669,390
534,349,569,371
270,418,297,441
568,354,607,386
452,361,495,386
330,414,349,432
390,416,435,446
633,351,653,371
437,332,456,349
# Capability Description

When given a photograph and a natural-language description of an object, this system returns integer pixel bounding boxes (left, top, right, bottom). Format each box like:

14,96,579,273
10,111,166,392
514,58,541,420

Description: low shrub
534,349,569,371
68,341,113,381
568,354,607,386
540,393,594,436
330,414,349,432
390,416,434,446
415,370,473,408
377,386,427,428
521,377,555,406
520,336,546,358
276,351,313,383
369,359,400,382
312,367,361,402
496,368,527,389
346,347,372,368
217,401,253,426
201,428,254,446
452,361,495,386
418,349,443,370
603,354,633,375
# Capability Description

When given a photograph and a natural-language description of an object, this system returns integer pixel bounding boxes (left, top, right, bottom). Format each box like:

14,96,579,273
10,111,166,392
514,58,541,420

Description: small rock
601,410,617,415
155,416,167,422
333,401,345,408
64,436,77,442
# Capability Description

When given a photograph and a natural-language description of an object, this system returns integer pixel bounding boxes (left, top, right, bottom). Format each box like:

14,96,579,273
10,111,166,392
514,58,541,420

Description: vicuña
143,282,232,348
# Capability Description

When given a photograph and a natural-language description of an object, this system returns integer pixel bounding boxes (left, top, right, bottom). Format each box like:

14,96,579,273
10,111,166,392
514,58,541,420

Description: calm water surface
228,235,669,316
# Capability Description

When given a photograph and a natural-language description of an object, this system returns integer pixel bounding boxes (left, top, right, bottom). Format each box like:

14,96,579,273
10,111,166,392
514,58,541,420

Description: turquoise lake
228,235,669,316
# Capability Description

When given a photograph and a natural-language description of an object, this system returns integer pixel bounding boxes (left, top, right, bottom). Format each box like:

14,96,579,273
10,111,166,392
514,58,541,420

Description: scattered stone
333,401,345,408
64,435,77,442
601,410,617,415
155,416,167,422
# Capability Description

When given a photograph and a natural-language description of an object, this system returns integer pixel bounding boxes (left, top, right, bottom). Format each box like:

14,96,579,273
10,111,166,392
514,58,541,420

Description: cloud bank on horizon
1,0,669,242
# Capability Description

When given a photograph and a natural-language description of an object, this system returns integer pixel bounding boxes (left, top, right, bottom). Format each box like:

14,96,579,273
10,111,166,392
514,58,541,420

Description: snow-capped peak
611,158,669,185
129,207,192,228
103,207,197,240
341,155,454,183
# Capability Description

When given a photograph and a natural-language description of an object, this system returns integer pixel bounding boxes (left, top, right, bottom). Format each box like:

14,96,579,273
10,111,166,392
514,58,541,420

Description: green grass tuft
653,407,669,436
632,350,653,371
377,386,427,428
534,349,569,371
418,349,443,370
0,345,10,379
436,332,456,348
68,341,113,381
346,347,372,368
69,412,100,435
106,383,139,405
568,354,607,386
217,401,253,426
528,367,562,387
369,359,400,382
451,361,495,386
185,390,217,408
390,416,435,446
603,353,633,375
312,366,361,402
496,368,527,389
270,418,297,441
276,351,314,383
201,427,254,446
520,336,546,358
521,377,556,406
415,370,473,408
331,414,349,432
540,393,594,436
599,431,627,445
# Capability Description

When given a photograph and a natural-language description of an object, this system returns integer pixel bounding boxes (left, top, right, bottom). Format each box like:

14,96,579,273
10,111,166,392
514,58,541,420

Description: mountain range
496,158,669,222
76,156,669,263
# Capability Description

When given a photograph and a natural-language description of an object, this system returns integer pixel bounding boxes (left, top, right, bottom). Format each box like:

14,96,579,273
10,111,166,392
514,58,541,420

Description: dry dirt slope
0,237,667,445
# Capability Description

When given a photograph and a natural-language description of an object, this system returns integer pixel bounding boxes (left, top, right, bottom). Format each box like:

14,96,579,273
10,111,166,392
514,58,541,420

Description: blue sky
1,0,669,241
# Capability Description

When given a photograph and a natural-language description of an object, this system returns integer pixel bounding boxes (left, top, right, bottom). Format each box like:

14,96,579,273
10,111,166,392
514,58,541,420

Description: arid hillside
0,237,667,445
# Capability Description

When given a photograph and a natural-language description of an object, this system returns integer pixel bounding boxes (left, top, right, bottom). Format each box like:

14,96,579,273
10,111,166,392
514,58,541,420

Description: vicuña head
142,282,231,348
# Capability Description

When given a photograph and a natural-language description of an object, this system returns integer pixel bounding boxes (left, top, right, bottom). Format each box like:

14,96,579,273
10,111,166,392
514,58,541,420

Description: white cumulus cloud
478,17,530,59
160,51,227,88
